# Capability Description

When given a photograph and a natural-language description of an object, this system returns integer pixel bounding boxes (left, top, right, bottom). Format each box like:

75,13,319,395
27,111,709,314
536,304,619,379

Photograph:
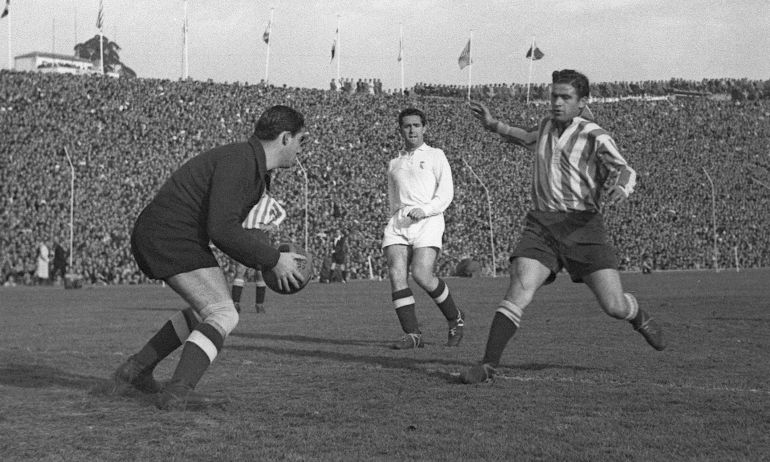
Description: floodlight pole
462,158,496,277
702,167,718,272
295,157,309,251
63,147,75,269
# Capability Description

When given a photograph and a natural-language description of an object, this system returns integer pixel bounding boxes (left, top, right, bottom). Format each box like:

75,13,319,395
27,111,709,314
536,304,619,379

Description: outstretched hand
469,101,496,130
272,252,307,292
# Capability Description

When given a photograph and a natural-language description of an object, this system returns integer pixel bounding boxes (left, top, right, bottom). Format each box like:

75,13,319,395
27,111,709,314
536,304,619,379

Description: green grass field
1,269,768,461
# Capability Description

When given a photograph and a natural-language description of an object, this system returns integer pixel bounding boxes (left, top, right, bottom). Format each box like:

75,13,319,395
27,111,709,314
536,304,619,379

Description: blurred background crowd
2,70,769,286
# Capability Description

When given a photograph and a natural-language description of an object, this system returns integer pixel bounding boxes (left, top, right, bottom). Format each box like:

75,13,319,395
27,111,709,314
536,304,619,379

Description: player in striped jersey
231,190,287,313
461,70,666,384
383,107,464,349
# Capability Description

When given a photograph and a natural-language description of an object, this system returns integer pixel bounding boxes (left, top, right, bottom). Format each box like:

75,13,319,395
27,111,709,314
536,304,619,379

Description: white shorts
382,209,445,249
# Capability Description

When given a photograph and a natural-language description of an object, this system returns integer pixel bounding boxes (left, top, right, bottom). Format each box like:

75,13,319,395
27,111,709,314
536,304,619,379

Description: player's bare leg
461,257,549,383
386,244,422,349
583,269,666,350
231,263,248,313
411,247,464,346
155,267,238,410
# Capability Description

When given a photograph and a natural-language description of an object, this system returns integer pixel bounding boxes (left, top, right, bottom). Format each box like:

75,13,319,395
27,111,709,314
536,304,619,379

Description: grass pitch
1,269,768,461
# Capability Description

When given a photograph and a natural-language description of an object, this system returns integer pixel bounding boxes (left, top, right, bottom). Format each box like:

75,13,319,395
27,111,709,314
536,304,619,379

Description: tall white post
296,158,309,251
526,36,535,105
264,8,273,83
7,5,12,69
702,167,718,272
399,23,404,95
462,158,496,277
183,0,189,79
466,30,473,100
63,148,75,269
335,15,341,84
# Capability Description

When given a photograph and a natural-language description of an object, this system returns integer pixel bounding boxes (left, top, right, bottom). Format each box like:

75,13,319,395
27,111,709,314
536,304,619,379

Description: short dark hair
552,69,590,98
397,107,427,126
253,105,305,140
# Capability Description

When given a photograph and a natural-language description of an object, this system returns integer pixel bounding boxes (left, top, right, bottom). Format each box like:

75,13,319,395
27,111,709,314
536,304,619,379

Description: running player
462,70,666,384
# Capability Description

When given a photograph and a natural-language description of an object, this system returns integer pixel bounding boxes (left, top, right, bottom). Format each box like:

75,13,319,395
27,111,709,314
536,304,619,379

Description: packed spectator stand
2,70,769,285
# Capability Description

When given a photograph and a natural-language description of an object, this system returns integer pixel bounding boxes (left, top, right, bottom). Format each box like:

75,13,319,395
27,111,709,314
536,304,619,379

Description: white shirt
387,143,454,217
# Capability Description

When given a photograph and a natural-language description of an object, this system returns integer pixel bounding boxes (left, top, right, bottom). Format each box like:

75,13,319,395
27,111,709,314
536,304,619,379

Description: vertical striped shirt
532,116,636,212
242,193,286,229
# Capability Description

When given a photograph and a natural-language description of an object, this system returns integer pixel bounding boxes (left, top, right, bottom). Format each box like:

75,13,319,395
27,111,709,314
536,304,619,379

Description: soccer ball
263,243,313,294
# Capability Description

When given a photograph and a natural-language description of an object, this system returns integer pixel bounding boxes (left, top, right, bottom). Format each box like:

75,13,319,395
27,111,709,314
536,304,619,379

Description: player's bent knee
199,300,239,337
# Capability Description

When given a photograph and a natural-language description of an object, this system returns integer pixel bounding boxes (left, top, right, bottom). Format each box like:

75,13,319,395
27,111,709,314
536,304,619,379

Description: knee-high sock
393,288,420,334
231,278,245,303
133,307,200,371
482,301,524,367
169,322,224,390
255,281,266,304
427,278,459,321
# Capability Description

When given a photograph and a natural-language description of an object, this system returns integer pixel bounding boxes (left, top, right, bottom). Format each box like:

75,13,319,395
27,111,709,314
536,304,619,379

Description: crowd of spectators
414,77,770,101
2,69,769,286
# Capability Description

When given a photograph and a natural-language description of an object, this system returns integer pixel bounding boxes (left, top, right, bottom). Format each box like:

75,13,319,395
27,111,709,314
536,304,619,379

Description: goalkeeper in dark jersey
113,105,309,410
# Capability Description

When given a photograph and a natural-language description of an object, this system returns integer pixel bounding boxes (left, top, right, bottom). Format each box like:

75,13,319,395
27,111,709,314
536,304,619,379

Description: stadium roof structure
15,51,93,63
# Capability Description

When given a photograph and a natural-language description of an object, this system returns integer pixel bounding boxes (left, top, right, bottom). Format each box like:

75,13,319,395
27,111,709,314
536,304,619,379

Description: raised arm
469,101,538,151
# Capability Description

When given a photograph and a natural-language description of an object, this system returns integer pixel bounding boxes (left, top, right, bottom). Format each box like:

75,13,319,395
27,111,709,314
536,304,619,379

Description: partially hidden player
461,70,665,384
113,105,308,409
383,107,464,349
231,189,287,314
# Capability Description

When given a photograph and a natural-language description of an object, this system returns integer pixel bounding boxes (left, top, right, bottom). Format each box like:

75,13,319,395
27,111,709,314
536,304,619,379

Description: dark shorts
511,210,618,284
130,210,217,280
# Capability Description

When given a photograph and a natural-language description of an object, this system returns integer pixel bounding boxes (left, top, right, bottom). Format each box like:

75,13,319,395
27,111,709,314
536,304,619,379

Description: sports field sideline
1,269,768,460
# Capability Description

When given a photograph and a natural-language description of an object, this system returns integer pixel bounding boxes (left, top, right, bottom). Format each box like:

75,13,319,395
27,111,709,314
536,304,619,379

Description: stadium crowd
2,70,769,285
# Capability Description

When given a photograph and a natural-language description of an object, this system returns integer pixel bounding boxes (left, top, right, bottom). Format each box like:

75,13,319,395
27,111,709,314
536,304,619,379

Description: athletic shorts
382,208,444,249
511,210,618,284
130,208,218,280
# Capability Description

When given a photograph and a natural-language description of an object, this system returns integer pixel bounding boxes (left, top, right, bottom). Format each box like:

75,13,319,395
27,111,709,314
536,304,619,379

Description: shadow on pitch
226,344,603,383
232,331,391,348
0,363,104,390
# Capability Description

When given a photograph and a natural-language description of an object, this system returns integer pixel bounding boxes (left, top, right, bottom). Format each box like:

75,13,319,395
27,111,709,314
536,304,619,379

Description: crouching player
113,105,308,410
462,70,666,384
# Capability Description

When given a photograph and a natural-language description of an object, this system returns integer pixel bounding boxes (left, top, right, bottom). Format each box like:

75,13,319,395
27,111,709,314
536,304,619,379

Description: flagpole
336,15,341,84
98,0,104,75
526,36,535,105
467,30,473,100
7,3,11,70
399,23,404,95
264,8,273,83
183,0,189,79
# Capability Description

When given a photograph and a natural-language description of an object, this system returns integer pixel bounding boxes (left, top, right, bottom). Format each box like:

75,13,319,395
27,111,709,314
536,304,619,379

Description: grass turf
1,269,768,461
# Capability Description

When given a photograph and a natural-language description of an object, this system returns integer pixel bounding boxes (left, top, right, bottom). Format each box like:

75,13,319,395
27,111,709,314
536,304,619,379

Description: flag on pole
526,43,544,60
96,0,104,30
263,20,271,44
1,0,9,19
458,39,471,69
330,28,337,62
397,35,403,62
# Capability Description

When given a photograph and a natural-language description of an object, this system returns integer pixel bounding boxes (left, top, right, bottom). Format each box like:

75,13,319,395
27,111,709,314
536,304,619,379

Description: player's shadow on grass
226,344,602,383
0,363,102,390
232,332,392,348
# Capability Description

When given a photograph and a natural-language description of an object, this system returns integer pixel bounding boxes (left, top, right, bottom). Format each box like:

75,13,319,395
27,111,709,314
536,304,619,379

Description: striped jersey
242,193,286,229
530,116,636,212
387,143,454,217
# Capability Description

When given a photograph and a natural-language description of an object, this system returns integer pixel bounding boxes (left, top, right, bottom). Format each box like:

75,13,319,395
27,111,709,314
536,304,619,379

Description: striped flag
96,0,104,30
458,39,471,69
526,44,544,60
1,0,9,19
263,20,271,44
